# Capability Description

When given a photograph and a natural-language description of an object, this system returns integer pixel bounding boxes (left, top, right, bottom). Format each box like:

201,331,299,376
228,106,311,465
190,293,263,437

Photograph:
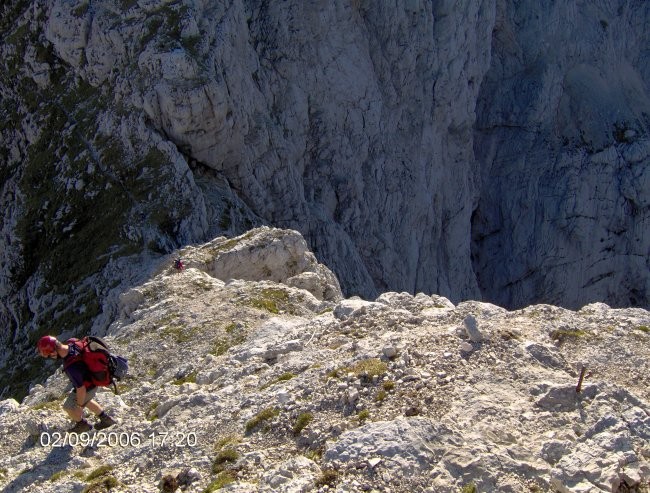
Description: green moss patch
31,397,63,411
211,323,246,356
162,323,196,344
461,482,477,493
327,359,388,382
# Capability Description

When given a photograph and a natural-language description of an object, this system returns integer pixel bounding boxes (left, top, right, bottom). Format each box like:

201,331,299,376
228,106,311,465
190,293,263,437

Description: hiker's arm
75,386,87,407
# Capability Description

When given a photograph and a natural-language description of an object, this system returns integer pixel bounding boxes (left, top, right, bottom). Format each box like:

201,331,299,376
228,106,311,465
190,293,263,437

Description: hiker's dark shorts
62,387,98,410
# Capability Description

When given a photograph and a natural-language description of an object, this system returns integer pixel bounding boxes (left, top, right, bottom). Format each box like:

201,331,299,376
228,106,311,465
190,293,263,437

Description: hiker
174,257,185,271
37,335,116,433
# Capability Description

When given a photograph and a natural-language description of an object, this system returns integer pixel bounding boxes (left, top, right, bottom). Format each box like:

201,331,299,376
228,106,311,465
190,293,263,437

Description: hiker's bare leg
85,399,102,416
63,387,98,422
65,405,83,421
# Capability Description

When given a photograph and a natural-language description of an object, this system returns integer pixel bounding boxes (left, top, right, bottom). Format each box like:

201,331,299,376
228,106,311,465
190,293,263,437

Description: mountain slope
0,228,648,492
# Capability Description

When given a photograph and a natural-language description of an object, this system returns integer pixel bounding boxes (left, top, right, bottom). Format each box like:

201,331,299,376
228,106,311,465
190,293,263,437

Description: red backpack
64,336,114,389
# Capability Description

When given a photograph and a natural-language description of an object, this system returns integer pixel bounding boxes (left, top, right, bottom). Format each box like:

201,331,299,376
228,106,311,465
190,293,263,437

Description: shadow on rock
2,445,74,493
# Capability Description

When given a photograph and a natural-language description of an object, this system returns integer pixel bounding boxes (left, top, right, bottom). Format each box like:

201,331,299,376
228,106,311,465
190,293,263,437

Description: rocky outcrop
182,227,343,302
0,231,649,492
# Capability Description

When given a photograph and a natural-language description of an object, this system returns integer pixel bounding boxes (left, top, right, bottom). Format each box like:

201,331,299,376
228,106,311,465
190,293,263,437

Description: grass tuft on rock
212,448,239,474
49,470,67,482
550,328,588,343
82,466,118,492
383,380,396,391
357,409,370,422
261,372,296,390
146,401,159,421
293,412,313,435
204,471,236,492
82,476,119,493
347,358,388,379
245,407,280,433
172,371,197,385
315,469,339,487
85,465,113,482
214,434,241,450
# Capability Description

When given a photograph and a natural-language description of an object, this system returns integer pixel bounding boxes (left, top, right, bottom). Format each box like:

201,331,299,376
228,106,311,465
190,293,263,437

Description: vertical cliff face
117,0,495,301
472,0,650,309
1,0,649,390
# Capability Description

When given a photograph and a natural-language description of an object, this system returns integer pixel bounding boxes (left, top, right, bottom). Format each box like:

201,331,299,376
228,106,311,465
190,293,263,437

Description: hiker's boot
68,419,92,434
94,412,116,430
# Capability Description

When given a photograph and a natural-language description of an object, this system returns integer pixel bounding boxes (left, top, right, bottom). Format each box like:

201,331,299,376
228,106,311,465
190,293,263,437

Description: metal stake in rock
576,365,588,393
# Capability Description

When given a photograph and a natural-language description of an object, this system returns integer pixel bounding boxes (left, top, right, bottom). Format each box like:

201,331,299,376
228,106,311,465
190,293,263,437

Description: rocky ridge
0,228,648,493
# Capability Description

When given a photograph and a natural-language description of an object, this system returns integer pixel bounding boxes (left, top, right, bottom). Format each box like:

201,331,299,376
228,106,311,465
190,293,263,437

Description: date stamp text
39,431,198,448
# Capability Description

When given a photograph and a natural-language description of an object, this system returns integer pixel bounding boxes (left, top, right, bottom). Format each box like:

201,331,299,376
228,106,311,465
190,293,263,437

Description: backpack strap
63,338,86,369
87,335,110,352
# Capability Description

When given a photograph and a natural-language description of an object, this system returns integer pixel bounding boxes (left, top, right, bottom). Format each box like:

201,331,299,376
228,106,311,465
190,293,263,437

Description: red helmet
37,335,58,357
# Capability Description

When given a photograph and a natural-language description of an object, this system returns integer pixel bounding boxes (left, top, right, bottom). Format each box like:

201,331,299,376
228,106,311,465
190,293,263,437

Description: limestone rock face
472,1,650,309
1,0,650,401
1,0,494,314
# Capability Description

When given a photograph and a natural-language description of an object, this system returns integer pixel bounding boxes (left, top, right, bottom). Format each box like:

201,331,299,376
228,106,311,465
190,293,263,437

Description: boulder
524,343,568,369
333,299,385,320
0,399,20,417
463,315,484,343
